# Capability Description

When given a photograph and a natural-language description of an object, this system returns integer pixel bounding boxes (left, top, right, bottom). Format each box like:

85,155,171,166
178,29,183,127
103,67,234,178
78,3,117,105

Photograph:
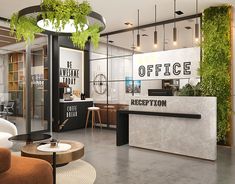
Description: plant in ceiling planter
10,0,102,49
10,13,43,44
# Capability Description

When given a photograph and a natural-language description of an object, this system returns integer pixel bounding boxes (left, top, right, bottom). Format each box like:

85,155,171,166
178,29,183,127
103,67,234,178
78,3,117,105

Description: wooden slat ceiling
0,25,44,48
0,26,17,47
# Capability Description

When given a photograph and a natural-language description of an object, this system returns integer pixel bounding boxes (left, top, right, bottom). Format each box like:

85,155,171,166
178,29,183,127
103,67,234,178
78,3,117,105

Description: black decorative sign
131,99,167,107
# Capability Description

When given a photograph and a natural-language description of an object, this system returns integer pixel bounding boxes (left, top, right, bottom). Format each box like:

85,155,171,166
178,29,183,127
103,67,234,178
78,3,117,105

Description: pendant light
154,4,158,48
195,0,199,42
137,9,140,50
173,0,177,46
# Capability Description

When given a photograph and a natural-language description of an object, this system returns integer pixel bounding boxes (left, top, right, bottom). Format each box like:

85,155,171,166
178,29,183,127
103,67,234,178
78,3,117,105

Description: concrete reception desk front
117,96,217,160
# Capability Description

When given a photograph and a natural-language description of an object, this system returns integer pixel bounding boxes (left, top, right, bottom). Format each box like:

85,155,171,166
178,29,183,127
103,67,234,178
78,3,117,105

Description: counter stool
85,107,102,128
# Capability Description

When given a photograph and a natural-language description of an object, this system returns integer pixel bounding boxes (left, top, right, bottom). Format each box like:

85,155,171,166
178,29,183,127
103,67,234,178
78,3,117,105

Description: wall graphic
133,47,200,80
59,47,84,93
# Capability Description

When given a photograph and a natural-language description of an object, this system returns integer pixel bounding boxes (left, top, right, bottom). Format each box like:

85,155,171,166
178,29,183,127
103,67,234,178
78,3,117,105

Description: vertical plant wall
201,5,232,143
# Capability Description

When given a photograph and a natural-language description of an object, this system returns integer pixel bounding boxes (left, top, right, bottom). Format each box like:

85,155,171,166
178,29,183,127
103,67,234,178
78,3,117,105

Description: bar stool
85,107,102,128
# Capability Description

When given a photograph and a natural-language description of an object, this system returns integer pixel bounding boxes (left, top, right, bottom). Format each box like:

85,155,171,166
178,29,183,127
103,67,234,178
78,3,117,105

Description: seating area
1,0,235,183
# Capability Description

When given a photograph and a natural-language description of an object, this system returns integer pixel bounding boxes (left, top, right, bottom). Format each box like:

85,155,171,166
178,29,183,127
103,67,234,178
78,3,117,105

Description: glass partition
90,16,201,128
0,25,50,134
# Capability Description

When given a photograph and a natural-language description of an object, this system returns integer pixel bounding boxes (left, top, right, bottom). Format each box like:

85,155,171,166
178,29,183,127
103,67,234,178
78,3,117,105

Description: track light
154,4,158,48
173,0,177,46
154,30,158,48
137,9,140,49
195,0,199,42
173,27,177,45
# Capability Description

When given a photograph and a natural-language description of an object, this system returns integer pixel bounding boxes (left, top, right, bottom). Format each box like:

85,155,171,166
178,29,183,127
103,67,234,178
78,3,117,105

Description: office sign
133,47,200,80
59,47,84,92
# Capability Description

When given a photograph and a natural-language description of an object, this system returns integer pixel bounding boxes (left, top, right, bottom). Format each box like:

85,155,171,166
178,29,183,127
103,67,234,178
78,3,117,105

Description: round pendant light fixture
154,4,158,48
37,19,89,33
18,5,106,34
10,1,106,49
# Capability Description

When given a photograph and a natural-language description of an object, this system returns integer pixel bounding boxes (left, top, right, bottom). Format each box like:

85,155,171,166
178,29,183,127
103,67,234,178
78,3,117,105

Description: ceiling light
154,4,158,48
173,0,177,46
18,5,106,34
175,11,184,15
142,34,148,37
124,22,133,27
37,19,88,33
185,26,192,30
137,9,140,48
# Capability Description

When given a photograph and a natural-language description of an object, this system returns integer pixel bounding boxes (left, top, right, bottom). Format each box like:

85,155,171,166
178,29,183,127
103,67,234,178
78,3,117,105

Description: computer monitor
64,87,72,94
148,89,173,96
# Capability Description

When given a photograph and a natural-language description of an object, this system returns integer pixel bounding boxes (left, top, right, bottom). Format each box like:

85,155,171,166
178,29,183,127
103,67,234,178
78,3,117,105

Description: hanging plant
10,0,101,49
10,13,43,44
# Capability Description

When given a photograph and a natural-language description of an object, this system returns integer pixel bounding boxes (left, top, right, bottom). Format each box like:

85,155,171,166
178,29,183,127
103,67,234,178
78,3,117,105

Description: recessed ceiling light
124,22,133,27
175,10,184,15
142,34,148,37
187,19,194,22
185,26,192,30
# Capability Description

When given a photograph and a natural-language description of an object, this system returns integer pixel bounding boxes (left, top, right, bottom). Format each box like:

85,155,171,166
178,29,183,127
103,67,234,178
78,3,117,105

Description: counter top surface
117,109,201,119
60,98,93,103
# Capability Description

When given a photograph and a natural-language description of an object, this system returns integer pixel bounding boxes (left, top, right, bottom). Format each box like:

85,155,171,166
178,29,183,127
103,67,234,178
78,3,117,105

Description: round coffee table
21,140,84,165
9,133,51,144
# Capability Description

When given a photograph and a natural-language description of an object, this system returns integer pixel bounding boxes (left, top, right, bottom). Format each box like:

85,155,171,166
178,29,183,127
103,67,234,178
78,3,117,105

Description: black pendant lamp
173,0,177,46
154,4,158,48
195,0,199,42
137,9,140,50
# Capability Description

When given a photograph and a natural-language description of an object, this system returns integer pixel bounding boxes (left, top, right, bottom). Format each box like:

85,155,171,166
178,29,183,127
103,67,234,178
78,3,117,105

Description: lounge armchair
0,147,53,184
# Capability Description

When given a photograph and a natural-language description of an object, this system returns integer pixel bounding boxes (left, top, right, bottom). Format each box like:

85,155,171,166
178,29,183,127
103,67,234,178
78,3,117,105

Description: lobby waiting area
0,0,235,184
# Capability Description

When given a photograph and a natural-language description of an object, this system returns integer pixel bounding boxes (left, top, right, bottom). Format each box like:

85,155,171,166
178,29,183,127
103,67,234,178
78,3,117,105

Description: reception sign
59,47,84,92
133,47,200,80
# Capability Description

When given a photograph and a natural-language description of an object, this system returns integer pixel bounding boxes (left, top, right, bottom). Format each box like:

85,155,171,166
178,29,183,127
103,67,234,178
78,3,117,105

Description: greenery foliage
201,6,231,142
178,83,201,96
10,13,43,44
10,0,100,49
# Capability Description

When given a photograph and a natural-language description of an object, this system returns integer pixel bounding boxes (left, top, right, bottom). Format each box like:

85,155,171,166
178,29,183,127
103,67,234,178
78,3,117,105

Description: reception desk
117,96,217,160
59,98,93,131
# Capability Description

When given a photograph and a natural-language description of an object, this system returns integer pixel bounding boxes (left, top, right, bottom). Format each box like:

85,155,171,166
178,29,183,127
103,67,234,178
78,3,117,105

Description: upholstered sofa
0,147,53,184
95,103,128,125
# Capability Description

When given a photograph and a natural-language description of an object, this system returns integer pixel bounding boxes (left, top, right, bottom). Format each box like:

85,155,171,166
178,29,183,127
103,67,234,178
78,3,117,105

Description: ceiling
0,0,234,52
0,0,234,33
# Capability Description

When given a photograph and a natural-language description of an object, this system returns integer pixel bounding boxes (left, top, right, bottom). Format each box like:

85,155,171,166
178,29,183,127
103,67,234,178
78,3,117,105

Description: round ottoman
0,132,13,148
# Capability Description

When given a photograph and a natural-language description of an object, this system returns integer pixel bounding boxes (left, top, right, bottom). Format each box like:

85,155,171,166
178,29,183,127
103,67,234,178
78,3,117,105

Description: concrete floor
46,128,235,184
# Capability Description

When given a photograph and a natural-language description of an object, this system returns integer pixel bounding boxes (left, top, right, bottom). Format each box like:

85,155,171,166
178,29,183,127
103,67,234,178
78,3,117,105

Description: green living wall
201,5,232,143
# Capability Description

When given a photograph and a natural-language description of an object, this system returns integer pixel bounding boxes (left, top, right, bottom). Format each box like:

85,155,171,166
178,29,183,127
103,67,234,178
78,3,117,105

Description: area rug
57,159,96,184
12,152,96,184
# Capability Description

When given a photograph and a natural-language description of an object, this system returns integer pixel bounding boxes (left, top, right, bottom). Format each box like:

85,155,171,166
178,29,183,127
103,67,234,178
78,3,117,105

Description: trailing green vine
10,13,43,44
201,5,231,143
10,0,100,49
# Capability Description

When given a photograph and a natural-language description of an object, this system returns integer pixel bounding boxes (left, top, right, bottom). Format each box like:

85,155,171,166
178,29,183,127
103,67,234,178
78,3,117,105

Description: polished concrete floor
12,128,235,184
52,129,235,184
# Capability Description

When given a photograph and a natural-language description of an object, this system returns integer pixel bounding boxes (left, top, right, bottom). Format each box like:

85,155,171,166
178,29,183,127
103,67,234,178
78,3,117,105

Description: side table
21,140,85,184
